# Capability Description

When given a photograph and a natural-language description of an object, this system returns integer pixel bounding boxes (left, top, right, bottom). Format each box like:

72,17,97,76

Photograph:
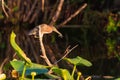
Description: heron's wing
28,26,39,38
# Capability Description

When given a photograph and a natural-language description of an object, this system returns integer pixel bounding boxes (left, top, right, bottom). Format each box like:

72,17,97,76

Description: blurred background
0,0,120,79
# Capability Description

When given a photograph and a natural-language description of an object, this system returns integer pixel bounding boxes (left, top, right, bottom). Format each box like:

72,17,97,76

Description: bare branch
50,0,64,25
42,0,44,12
48,0,59,22
43,0,49,22
38,25,53,66
1,0,9,18
0,57,9,74
58,3,87,27
23,0,38,22
54,45,78,64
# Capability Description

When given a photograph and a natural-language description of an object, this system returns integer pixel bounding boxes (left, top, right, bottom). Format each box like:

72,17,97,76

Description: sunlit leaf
10,31,31,64
10,60,25,71
115,78,120,80
10,60,49,75
64,56,92,67
52,67,73,80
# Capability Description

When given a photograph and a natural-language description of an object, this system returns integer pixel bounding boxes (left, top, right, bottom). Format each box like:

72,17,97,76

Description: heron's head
52,26,63,38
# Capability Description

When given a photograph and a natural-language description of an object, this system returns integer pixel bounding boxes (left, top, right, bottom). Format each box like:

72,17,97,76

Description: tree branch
42,0,44,12
23,0,38,22
54,45,78,64
58,3,87,27
50,0,64,25
38,26,53,66
48,0,59,22
1,0,9,18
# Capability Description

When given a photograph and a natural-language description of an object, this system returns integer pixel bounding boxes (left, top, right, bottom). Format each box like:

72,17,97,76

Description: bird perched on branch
28,24,62,66
28,24,63,38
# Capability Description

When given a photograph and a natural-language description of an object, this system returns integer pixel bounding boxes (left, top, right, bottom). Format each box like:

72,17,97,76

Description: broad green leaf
52,67,73,80
10,60,49,75
10,59,25,71
64,56,92,67
10,31,31,64
20,73,60,80
115,78,120,80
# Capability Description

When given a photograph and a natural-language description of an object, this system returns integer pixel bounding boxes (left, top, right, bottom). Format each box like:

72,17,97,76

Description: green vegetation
8,31,92,79
0,0,120,79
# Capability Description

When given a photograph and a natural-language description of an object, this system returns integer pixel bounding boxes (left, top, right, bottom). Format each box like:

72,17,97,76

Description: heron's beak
52,27,63,38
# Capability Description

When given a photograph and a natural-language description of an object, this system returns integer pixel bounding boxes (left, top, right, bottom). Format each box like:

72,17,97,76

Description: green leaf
52,67,73,80
10,31,31,64
115,78,120,80
10,60,49,75
10,59,25,71
64,56,92,67
44,73,60,79
106,16,117,33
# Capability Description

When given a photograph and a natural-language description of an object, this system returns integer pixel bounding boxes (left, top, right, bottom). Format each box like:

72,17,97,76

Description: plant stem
71,65,76,78
21,63,27,80
31,72,36,80
77,72,81,80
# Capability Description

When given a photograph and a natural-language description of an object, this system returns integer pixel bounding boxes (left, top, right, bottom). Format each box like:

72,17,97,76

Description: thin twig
54,45,78,64
1,0,9,17
50,0,64,25
58,3,87,27
0,57,9,74
39,26,53,66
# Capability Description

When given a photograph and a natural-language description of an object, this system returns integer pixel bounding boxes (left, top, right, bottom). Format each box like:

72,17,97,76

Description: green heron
28,24,63,38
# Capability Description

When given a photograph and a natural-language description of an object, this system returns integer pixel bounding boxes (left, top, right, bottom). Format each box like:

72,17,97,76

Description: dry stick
1,0,9,17
43,10,48,23
39,27,53,66
42,0,44,12
50,0,64,25
43,0,48,22
0,57,9,74
30,12,37,23
48,0,59,22
24,0,38,22
54,45,78,64
58,3,87,27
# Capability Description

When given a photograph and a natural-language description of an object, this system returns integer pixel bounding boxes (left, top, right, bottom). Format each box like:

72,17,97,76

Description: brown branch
43,0,49,22
50,0,64,25
54,45,78,64
42,0,44,12
48,0,59,22
1,0,9,18
30,12,37,23
0,57,9,74
43,10,48,23
39,26,53,66
58,3,87,27
23,0,38,22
